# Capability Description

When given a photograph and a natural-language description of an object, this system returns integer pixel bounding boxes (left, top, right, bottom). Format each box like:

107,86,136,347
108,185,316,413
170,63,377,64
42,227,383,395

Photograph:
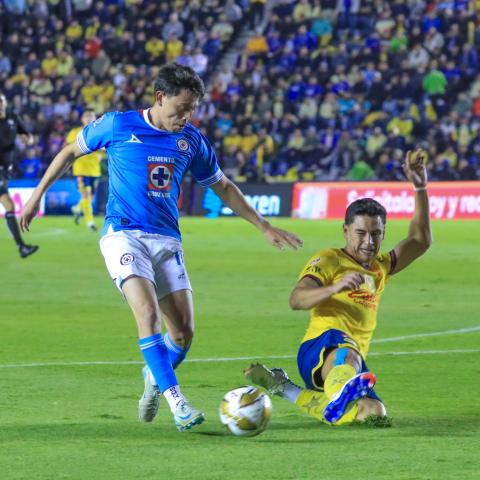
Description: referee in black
0,94,38,258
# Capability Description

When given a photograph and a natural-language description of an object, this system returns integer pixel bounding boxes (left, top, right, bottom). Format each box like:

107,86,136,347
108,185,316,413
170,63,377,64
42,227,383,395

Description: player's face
158,89,199,132
82,111,96,125
0,95,7,116
343,215,385,265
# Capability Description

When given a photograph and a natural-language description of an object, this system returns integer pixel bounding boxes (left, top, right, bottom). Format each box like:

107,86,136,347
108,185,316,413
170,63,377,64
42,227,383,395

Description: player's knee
171,326,194,349
345,349,362,371
135,302,161,328
356,399,386,420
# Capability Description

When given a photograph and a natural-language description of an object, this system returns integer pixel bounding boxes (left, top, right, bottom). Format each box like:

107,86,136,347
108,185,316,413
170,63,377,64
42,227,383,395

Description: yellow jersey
299,248,394,357
66,126,103,177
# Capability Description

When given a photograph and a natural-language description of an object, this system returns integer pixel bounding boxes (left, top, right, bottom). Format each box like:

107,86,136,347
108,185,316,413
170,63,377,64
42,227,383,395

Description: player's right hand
404,148,428,188
20,198,40,232
332,273,364,293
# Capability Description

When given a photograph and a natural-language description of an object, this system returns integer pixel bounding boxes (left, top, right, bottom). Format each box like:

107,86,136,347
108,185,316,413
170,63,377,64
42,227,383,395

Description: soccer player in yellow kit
245,150,432,424
65,110,103,231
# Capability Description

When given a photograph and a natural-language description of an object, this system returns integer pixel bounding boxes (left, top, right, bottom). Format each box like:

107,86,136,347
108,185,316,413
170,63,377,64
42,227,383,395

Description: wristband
414,186,426,192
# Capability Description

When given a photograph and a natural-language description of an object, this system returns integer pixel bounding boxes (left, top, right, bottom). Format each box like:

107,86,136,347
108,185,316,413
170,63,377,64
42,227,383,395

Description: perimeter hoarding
292,182,480,220
0,186,45,217
191,183,293,217
1,179,106,216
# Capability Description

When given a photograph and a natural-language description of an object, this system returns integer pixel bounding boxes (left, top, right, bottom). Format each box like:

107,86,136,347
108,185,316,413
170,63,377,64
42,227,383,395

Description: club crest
176,138,189,151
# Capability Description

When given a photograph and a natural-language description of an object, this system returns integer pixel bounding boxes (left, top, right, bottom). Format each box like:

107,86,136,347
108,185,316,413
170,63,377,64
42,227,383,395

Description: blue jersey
76,109,223,240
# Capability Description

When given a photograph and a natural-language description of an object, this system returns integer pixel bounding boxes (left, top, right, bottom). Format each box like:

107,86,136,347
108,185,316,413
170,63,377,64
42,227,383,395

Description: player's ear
155,90,165,106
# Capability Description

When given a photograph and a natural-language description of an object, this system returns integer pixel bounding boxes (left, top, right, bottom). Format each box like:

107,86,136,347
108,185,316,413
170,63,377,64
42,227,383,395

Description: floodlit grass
0,216,479,479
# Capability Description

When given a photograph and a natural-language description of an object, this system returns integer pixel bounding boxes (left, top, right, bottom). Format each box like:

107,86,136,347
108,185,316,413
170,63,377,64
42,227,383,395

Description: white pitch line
0,349,479,369
0,326,478,369
368,348,480,357
32,228,67,237
371,325,480,344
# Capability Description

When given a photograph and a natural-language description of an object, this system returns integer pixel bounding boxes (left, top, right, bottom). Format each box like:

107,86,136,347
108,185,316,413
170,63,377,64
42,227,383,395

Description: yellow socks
295,389,330,421
324,364,357,398
295,389,358,425
80,196,94,225
294,364,360,425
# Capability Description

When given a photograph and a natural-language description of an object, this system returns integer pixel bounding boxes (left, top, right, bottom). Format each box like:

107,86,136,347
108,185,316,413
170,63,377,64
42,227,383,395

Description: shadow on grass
392,415,480,436
1,414,477,445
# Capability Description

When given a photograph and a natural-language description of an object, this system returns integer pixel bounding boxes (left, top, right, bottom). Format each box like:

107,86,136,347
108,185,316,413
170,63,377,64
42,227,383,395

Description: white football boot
138,366,160,422
173,400,205,431
244,363,292,396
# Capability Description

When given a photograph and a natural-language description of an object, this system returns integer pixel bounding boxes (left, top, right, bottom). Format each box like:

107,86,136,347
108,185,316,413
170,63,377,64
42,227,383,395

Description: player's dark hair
345,198,387,225
154,63,205,99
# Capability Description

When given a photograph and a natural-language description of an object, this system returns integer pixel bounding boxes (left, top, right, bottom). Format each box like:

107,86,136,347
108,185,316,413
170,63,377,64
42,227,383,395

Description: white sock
280,381,303,404
163,385,185,412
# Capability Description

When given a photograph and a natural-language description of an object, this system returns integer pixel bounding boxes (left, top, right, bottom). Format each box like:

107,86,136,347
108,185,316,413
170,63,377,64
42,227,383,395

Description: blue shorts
297,329,382,402
76,176,99,192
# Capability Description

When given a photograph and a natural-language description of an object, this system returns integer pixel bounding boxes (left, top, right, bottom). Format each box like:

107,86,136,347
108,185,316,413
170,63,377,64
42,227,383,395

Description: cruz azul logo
176,138,189,151
149,163,173,191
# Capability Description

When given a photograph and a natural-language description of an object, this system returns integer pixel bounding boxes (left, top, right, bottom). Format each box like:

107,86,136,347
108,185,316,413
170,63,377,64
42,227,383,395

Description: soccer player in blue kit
20,63,302,432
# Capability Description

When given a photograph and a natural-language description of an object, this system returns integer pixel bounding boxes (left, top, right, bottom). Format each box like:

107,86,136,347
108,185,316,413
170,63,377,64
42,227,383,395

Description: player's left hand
263,225,303,250
403,148,428,188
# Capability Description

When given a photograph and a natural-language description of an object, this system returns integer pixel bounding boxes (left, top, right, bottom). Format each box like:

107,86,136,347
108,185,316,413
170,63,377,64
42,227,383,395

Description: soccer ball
219,386,272,437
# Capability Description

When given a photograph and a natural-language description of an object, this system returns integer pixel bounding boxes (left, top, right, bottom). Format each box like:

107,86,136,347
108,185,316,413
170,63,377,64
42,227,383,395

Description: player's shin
138,333,185,411
5,211,24,246
80,196,94,225
323,364,357,398
164,332,189,369
323,348,358,398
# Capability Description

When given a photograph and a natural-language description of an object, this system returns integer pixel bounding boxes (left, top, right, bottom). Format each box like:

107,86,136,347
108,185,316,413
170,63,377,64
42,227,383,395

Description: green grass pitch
0,216,479,479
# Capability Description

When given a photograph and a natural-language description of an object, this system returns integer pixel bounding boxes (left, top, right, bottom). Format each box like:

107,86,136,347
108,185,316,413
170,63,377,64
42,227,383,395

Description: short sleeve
76,112,115,154
298,250,337,286
189,132,224,187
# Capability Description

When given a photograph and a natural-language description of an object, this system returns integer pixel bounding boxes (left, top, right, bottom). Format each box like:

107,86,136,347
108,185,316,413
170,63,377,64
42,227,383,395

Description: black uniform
0,111,38,258
0,112,29,195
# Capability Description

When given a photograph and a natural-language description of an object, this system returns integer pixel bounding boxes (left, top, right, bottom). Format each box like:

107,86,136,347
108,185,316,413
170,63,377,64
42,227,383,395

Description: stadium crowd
1,0,479,183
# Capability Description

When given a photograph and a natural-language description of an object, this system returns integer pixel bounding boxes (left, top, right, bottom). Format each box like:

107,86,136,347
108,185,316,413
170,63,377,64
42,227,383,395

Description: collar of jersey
339,248,372,271
143,108,187,134
142,108,167,132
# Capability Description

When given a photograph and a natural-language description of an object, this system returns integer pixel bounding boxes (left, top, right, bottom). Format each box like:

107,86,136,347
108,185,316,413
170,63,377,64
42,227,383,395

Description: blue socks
164,333,189,369
139,333,177,393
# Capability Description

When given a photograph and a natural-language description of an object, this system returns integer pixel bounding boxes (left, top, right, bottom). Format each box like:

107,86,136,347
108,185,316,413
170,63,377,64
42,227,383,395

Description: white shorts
99,228,192,300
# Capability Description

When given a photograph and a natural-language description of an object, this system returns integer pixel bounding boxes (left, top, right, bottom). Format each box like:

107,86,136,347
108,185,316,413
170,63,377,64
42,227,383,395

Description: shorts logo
176,138,189,151
120,253,135,265
149,163,173,191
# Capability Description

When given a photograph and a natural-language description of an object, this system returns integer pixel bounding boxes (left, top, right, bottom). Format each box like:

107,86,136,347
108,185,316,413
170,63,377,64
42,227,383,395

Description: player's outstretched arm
290,273,364,310
390,149,433,275
210,176,303,250
20,142,84,232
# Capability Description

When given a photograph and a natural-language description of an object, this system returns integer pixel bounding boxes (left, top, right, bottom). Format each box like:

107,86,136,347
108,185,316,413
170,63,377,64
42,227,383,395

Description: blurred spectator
458,158,479,180
18,148,41,179
246,29,269,56
249,0,266,30
1,0,478,183
162,13,184,42
212,14,234,43
166,34,184,62
346,159,374,181
225,0,242,23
